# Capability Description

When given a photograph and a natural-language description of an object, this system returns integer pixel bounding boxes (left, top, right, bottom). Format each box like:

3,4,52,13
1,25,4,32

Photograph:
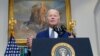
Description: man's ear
58,18,61,24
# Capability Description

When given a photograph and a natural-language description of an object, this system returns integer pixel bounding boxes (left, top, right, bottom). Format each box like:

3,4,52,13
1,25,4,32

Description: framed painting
8,0,72,45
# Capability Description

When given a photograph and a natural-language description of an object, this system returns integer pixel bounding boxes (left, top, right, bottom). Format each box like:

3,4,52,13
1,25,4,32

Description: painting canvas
13,0,67,39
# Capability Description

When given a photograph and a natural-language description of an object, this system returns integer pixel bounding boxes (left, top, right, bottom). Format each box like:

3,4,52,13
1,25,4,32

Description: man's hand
27,35,34,49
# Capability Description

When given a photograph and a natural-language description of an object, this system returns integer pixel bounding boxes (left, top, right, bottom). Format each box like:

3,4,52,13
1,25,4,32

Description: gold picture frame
8,0,73,45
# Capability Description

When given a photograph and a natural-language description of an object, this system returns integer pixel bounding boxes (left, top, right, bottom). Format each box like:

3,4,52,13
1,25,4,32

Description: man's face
47,9,60,26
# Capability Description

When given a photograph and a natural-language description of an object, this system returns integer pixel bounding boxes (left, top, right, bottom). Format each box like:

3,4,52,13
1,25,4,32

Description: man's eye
54,15,57,17
49,15,52,17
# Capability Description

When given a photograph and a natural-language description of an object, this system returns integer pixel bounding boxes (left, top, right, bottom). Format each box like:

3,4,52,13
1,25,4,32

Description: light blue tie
50,30,54,38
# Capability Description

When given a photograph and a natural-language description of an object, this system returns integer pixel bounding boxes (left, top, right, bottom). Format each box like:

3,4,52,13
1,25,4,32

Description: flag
4,35,20,56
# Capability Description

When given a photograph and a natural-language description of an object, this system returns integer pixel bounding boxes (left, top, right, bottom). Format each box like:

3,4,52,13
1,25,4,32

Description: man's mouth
50,20,55,22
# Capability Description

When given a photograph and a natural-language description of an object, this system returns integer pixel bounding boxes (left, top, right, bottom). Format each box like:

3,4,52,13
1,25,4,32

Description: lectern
31,38,93,56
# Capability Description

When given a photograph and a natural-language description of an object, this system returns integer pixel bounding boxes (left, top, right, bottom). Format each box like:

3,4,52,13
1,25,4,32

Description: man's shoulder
37,30,46,35
59,31,71,38
38,29,48,34
36,29,49,38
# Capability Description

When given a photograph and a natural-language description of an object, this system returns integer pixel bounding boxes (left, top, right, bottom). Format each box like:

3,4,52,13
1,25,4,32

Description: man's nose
51,17,54,19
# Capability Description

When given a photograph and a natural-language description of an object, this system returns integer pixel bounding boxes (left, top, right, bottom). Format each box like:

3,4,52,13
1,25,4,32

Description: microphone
53,25,66,36
61,25,66,32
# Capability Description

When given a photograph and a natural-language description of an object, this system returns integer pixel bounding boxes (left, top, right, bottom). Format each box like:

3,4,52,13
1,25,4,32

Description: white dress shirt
49,27,58,38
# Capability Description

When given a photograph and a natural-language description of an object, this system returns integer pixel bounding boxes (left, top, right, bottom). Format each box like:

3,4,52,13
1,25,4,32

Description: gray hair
46,9,61,17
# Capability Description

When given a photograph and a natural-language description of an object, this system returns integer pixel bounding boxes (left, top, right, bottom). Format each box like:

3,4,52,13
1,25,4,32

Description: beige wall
71,0,99,56
0,0,8,56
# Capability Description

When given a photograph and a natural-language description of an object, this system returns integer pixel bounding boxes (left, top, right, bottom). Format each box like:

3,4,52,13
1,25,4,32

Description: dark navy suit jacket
36,29,71,38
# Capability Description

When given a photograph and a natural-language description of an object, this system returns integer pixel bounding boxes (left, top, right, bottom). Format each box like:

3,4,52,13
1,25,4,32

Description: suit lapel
44,28,49,38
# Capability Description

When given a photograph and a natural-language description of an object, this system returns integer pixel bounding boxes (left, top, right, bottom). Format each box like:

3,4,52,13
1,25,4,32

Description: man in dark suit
27,9,75,56
27,9,74,49
36,9,73,38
